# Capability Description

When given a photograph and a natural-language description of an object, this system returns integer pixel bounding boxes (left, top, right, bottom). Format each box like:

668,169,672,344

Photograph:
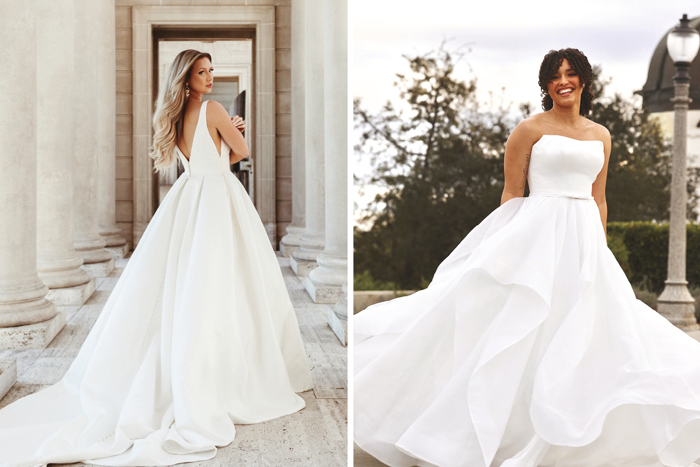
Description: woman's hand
231,116,245,132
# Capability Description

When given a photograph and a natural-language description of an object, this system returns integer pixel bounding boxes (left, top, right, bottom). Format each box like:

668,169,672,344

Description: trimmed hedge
607,221,700,294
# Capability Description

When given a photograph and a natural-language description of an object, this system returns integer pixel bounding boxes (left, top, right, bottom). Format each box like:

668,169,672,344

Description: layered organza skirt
354,194,700,467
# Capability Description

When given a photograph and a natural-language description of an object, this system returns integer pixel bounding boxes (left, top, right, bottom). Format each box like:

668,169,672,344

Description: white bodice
174,100,231,177
527,134,605,200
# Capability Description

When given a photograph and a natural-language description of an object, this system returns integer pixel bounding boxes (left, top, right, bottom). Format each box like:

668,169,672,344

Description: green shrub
607,221,700,294
354,270,397,291
632,284,658,310
606,231,630,277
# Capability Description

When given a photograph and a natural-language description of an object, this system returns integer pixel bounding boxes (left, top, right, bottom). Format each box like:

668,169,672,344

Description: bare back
177,101,224,160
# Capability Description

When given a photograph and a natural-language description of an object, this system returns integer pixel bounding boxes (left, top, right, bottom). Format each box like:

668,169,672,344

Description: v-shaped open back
176,100,208,162
174,100,231,175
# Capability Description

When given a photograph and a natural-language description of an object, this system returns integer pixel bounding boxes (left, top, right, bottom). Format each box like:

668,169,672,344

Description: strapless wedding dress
354,134,700,467
0,100,312,466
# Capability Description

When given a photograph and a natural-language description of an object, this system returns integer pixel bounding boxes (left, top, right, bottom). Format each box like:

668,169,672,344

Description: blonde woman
0,49,312,466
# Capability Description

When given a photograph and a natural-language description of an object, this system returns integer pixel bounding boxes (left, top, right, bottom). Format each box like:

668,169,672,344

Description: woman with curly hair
0,49,312,466
354,48,700,467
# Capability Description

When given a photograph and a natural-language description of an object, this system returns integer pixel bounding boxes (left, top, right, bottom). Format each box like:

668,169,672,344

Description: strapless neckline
535,134,604,148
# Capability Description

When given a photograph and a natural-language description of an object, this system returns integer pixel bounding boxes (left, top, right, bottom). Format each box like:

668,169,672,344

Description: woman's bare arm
207,100,249,164
502,122,538,205
591,127,612,239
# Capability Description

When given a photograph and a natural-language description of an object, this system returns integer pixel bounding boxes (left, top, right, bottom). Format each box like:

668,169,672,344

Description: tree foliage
589,69,700,222
354,47,513,289
354,47,699,290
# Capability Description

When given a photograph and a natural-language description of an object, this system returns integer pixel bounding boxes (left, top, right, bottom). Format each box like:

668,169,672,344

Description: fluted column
306,0,348,304
97,0,128,258
280,0,306,258
73,0,114,277
290,0,325,277
0,0,65,349
36,0,95,306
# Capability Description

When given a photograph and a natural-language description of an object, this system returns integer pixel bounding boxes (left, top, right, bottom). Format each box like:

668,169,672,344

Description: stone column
36,0,95,306
306,0,348,305
0,0,65,349
280,0,306,258
73,0,115,277
290,0,325,277
328,282,348,345
97,0,128,259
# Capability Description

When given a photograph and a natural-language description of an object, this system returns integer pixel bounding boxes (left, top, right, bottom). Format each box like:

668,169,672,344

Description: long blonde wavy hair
150,49,212,172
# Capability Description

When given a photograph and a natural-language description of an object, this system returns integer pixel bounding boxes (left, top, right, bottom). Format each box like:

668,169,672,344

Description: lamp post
657,14,700,331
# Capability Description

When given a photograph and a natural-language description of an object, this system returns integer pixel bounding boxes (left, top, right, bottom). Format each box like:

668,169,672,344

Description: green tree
589,67,700,222
354,47,514,289
355,48,700,290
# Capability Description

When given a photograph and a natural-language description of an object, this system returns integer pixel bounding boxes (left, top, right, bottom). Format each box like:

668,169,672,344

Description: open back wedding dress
0,100,312,466
354,134,700,467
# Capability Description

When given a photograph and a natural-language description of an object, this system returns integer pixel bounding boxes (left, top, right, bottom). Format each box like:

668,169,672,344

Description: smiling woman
538,48,595,116
353,46,700,467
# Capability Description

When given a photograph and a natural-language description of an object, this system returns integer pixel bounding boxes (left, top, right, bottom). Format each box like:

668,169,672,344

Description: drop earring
185,82,190,98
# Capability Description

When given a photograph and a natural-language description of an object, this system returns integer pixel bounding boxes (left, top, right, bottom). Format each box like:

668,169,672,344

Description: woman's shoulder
205,99,231,127
508,115,544,146
585,119,611,141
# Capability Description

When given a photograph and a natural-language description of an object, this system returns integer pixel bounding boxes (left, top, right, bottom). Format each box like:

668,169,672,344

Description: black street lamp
657,14,700,330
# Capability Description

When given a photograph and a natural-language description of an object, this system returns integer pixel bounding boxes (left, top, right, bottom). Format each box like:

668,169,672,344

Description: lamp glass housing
667,22,700,63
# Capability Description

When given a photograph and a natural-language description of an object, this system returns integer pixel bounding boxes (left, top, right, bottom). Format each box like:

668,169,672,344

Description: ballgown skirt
354,193,700,467
0,102,313,466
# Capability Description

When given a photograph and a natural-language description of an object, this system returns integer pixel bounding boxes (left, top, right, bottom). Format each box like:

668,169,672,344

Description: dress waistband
529,192,594,200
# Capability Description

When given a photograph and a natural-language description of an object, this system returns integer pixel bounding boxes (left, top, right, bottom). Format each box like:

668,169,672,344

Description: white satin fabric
354,134,700,467
0,100,312,466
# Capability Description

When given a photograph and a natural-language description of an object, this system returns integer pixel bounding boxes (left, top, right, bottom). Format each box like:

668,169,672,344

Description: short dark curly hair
538,48,595,116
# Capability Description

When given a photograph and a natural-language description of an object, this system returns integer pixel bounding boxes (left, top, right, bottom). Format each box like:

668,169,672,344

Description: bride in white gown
354,48,700,467
0,49,312,466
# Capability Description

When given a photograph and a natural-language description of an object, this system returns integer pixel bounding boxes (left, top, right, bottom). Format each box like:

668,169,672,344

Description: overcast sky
352,0,700,114
351,1,700,219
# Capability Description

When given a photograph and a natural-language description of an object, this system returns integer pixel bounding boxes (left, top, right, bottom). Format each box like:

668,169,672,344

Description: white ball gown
354,134,700,467
0,100,313,466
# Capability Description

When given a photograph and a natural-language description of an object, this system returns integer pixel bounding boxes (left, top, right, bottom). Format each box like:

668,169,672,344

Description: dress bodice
174,100,231,176
527,134,605,200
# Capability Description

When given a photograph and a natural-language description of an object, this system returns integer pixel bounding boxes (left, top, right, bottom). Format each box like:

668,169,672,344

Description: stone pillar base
81,257,115,278
45,277,96,306
280,242,300,258
327,307,346,345
657,283,699,331
0,359,17,401
100,227,127,248
0,309,66,349
289,256,318,277
658,303,700,331
280,226,304,258
304,276,344,304
106,243,130,260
